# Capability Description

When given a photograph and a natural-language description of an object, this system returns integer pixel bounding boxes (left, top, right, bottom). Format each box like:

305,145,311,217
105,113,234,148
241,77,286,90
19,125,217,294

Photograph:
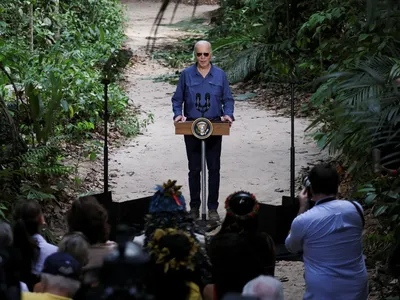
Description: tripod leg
290,83,295,203
201,139,207,221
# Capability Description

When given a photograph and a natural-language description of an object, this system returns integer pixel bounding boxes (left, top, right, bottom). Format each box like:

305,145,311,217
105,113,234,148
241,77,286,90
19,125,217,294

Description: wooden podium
175,118,231,222
175,120,230,136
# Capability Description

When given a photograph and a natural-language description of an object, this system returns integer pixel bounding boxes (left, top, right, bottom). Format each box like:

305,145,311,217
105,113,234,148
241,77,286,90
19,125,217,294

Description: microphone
196,93,201,109
205,92,210,109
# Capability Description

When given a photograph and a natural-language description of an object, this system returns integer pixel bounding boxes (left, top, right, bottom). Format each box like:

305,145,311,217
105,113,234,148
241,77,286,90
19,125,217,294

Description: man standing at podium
171,40,235,221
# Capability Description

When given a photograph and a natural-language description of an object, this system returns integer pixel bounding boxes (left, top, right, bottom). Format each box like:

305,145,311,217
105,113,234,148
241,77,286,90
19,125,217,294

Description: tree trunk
0,95,26,165
29,3,34,51
55,0,60,40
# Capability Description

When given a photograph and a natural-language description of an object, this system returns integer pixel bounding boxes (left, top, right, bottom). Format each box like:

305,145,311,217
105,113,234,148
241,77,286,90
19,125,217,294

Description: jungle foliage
0,0,140,218
205,0,400,285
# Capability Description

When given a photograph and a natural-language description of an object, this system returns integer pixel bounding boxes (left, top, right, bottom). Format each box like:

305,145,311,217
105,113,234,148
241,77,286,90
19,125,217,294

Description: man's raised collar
193,62,215,77
315,195,337,205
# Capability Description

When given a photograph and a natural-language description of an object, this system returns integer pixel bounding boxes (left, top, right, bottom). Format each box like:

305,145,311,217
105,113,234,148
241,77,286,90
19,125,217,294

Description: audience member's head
145,227,202,300
308,164,339,197
38,252,82,298
220,191,260,234
0,221,13,247
58,232,90,267
207,232,276,300
0,221,22,297
67,196,110,245
148,179,187,214
144,180,195,247
12,199,43,285
242,275,284,300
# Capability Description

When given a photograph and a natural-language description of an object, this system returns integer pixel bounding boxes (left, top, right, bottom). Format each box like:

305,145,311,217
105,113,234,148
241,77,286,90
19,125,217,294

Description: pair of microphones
195,93,211,111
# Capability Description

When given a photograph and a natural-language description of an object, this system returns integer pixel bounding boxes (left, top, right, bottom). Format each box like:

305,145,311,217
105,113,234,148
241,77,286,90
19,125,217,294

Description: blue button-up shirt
172,64,234,120
285,199,368,299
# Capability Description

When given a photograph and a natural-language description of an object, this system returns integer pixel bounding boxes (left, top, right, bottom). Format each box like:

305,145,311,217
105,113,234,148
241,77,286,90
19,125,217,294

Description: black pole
290,83,295,203
103,79,110,194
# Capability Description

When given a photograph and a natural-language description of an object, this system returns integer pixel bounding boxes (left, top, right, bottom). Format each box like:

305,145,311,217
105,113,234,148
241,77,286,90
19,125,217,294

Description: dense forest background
202,0,400,294
201,0,400,295
1,0,399,297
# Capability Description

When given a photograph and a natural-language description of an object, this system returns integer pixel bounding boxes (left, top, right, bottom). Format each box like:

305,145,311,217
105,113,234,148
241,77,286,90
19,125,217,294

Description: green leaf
358,187,376,193
69,105,74,119
364,193,377,205
373,205,388,217
358,34,369,42
89,152,96,161
61,100,69,112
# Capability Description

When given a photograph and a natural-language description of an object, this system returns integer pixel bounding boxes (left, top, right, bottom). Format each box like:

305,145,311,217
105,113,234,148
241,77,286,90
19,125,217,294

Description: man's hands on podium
221,115,233,126
174,115,187,122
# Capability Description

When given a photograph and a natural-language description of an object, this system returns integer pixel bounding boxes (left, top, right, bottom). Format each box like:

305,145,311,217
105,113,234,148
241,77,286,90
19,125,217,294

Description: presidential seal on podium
191,117,213,140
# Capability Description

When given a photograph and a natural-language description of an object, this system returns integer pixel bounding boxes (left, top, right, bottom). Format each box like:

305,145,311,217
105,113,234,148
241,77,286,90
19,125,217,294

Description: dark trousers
184,135,222,210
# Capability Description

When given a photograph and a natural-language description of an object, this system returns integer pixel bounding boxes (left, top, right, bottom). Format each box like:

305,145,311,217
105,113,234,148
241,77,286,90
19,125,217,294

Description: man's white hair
242,275,284,300
41,273,81,297
192,40,212,61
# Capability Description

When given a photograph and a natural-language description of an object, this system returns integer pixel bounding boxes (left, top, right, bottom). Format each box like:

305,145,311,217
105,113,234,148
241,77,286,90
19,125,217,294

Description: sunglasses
196,52,210,57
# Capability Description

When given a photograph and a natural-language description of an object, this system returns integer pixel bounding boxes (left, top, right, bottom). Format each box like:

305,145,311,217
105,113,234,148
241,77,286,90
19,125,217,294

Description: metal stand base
201,140,207,221
195,219,220,235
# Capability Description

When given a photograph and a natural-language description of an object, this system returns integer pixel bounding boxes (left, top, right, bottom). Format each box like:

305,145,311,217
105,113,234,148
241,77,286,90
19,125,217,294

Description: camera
303,176,311,197
302,176,316,209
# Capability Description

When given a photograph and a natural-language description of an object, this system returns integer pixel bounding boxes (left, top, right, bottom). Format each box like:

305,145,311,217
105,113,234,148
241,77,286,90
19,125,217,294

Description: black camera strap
315,197,365,227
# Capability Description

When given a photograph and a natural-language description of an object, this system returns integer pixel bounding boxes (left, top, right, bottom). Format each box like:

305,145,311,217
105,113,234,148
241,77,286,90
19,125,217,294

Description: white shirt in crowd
31,234,58,274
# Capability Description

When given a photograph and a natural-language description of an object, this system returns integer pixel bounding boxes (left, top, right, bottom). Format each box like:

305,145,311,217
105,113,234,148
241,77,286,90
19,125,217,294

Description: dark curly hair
66,196,110,245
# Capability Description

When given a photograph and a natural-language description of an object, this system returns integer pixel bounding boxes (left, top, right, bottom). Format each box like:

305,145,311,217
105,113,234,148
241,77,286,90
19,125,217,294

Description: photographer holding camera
285,164,368,300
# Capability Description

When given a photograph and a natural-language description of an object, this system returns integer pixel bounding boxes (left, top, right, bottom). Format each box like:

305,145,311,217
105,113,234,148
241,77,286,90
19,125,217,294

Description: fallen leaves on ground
231,81,319,118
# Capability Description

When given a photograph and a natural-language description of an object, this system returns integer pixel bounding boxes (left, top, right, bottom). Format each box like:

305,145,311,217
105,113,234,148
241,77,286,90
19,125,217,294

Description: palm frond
308,55,400,175
223,45,268,83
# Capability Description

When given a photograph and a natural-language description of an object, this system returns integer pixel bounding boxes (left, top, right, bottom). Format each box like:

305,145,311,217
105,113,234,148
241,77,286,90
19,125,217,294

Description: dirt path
109,0,328,298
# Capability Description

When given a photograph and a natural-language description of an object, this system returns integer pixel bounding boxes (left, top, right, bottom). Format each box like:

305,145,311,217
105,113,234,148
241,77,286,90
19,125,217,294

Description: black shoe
190,207,200,220
208,209,220,222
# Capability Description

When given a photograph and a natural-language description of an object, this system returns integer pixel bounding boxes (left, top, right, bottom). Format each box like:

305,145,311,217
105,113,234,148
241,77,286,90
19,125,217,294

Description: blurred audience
12,199,57,290
210,191,276,275
142,180,212,295
0,221,28,293
145,227,202,300
66,196,117,270
58,232,90,267
2,176,369,300
22,252,82,300
207,232,276,300
242,275,284,300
